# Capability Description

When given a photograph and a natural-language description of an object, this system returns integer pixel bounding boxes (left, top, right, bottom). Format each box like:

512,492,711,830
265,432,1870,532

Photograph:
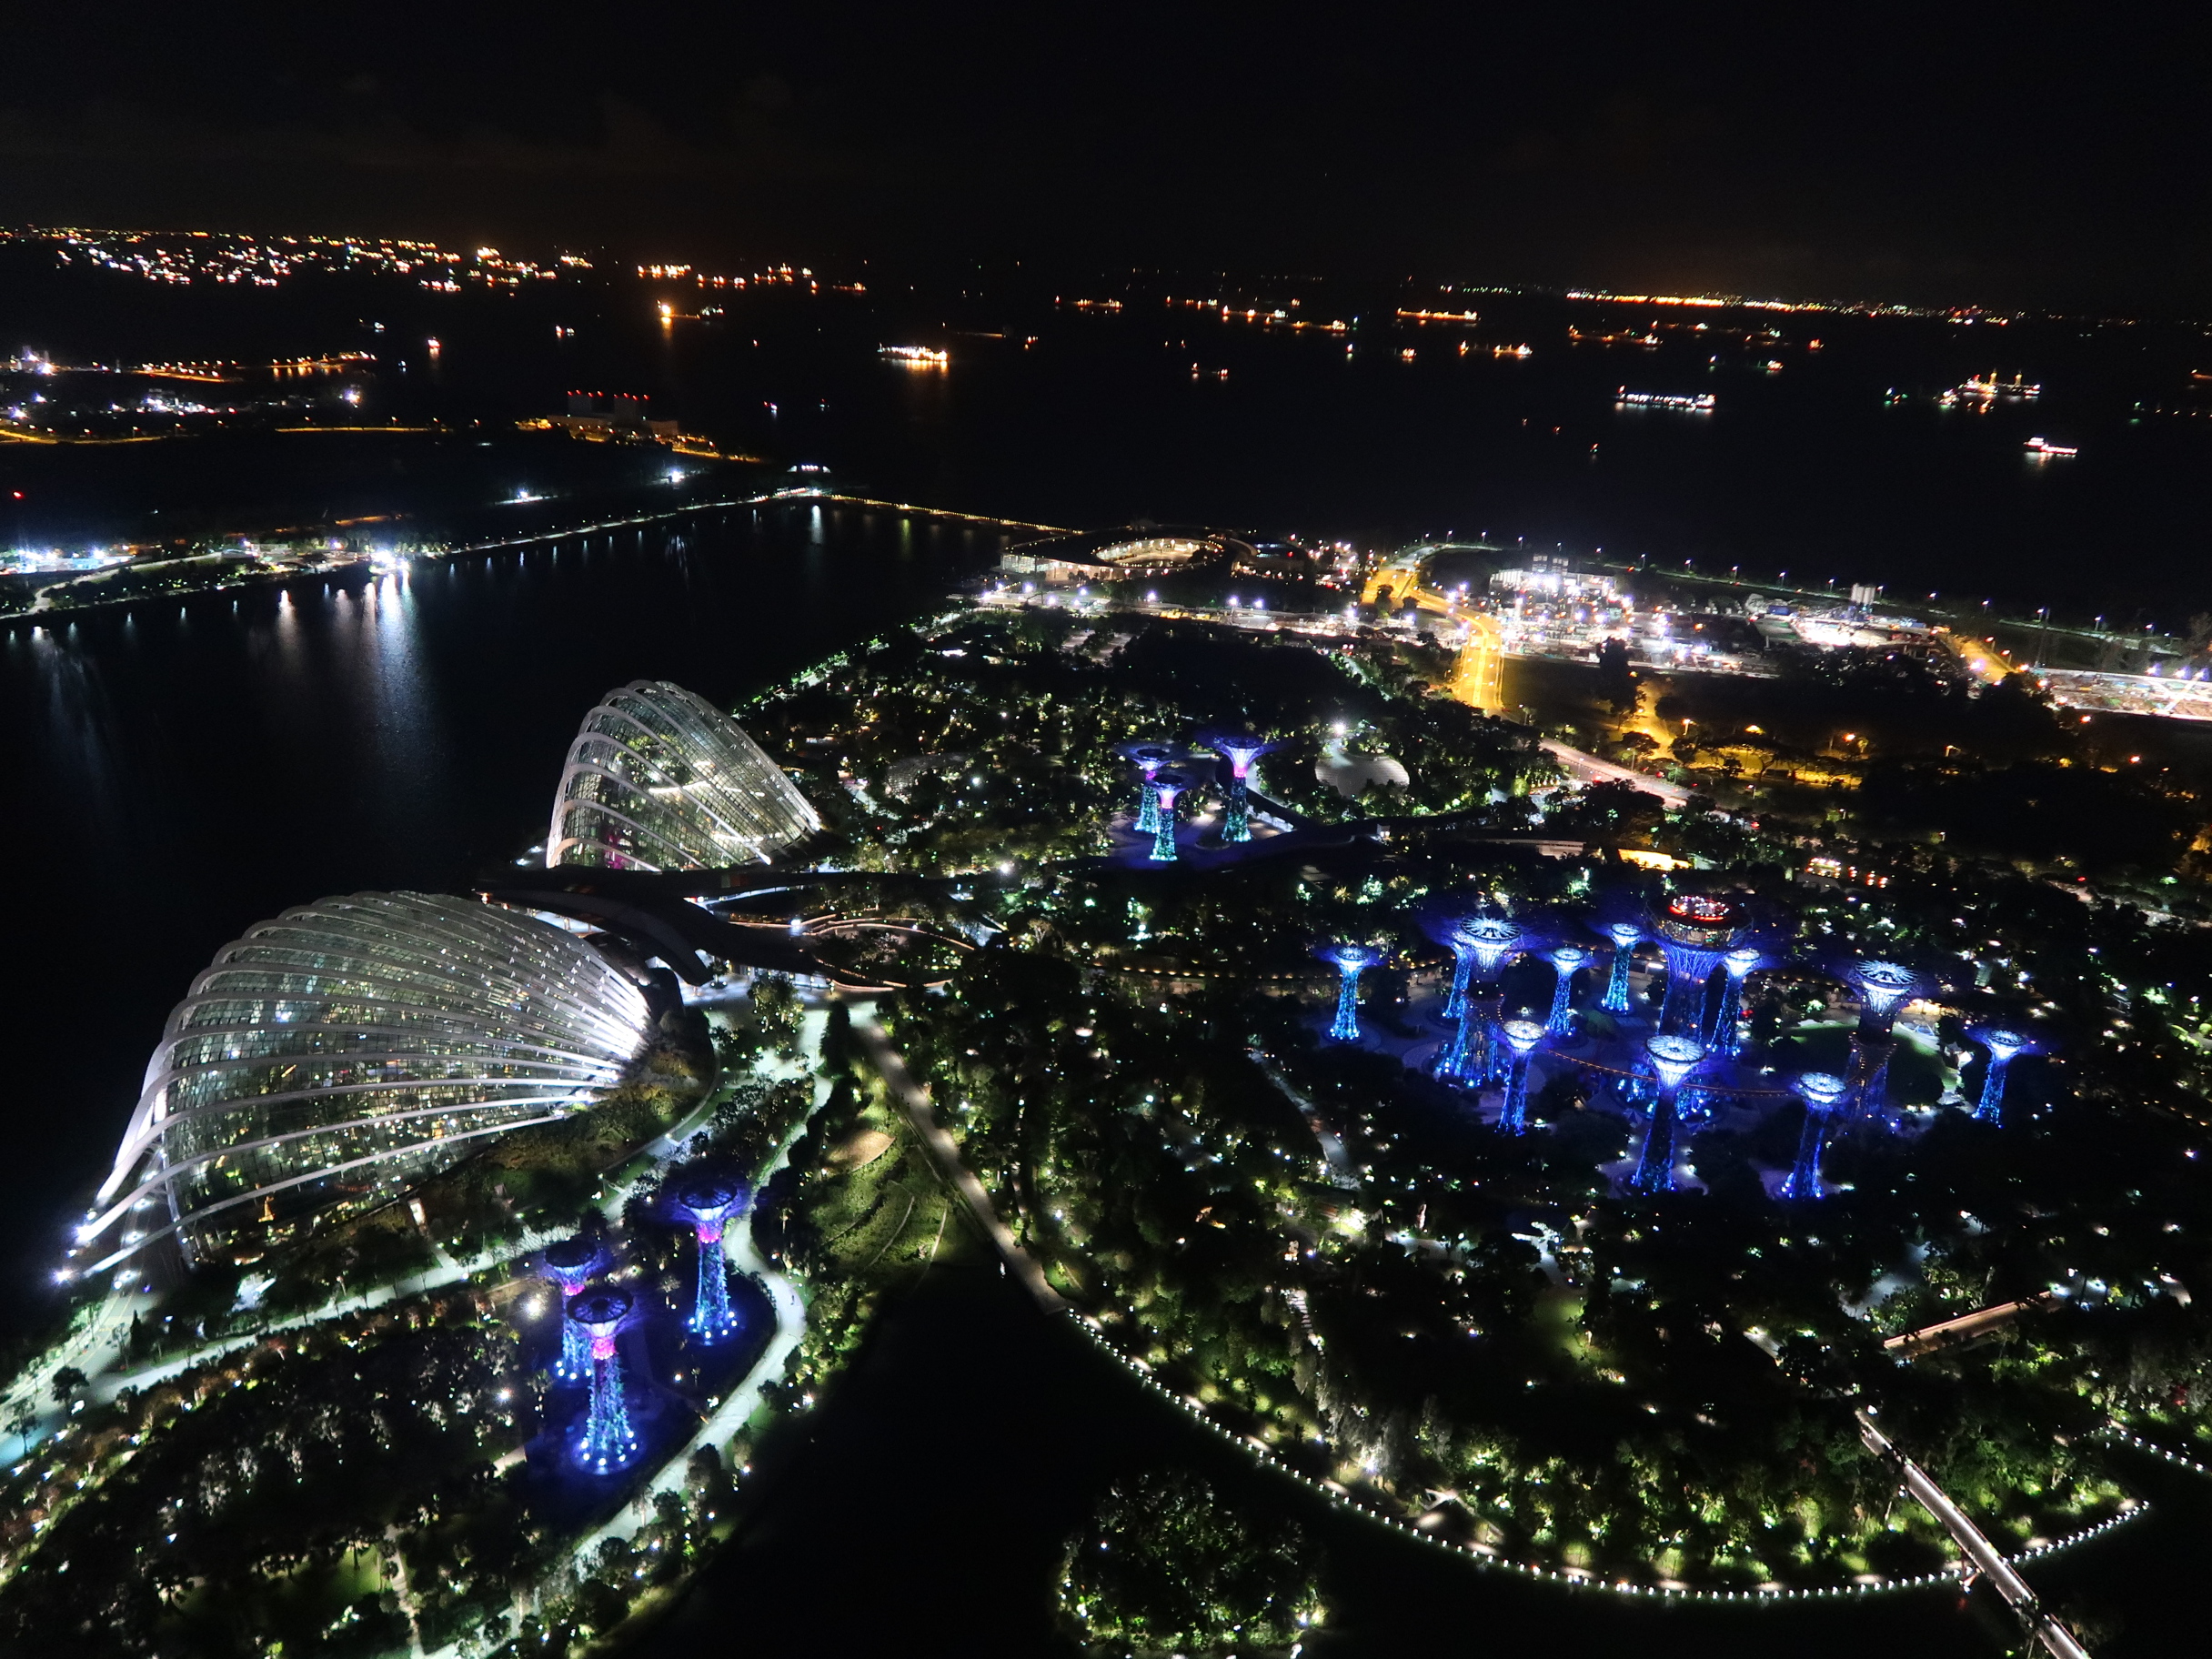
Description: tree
1594,637,1639,714
1060,1470,1324,1652
49,1365,87,1407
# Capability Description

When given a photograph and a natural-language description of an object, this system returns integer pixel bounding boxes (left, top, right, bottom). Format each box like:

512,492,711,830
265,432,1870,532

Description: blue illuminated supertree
1435,917,1523,1084
1494,1018,1547,1134
1630,1033,1705,1193
1543,943,1593,1038
570,1288,639,1474
1121,742,1176,834
1148,770,1191,862
671,1175,749,1342
1969,1027,2035,1126
1600,920,1644,1014
1843,960,1928,1122
1649,891,1751,1036
1320,943,1382,1042
1710,946,1765,1057
1206,731,1273,844
539,1236,607,1383
1782,1072,1849,1200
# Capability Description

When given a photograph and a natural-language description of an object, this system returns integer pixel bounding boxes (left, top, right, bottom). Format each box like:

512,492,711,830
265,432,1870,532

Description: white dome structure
85,893,654,1268
548,680,819,870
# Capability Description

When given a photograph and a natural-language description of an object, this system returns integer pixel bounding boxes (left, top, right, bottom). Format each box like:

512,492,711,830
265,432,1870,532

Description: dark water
0,499,1003,1307
4,261,2208,621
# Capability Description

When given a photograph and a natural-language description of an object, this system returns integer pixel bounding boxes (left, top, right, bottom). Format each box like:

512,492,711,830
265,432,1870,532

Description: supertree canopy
1711,946,1766,1057
1205,730,1273,844
671,1175,749,1342
1320,944,1382,1042
1631,1034,1706,1194
1495,1019,1547,1135
1121,741,1177,835
571,1288,640,1474
540,1236,608,1382
1846,960,1925,1034
1969,1027,2036,1126
1435,918,1523,1084
1600,920,1644,1014
1841,960,1932,1123
1783,1072,1850,1200
1148,769,1191,863
1649,891,1754,1036
1543,944,1593,1038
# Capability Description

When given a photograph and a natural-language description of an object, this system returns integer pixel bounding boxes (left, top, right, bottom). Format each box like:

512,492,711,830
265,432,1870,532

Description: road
1540,738,1693,809
1450,612,1506,712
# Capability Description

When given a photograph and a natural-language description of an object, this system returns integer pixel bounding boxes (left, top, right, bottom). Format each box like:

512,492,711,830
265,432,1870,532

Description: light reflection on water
0,501,1000,1308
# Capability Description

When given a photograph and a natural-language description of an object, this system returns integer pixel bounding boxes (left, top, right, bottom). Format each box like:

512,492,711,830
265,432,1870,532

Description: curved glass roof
88,893,652,1266
548,679,819,870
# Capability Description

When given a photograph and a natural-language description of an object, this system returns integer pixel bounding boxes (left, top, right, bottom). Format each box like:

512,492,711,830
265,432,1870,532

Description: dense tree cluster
1060,1470,1322,1654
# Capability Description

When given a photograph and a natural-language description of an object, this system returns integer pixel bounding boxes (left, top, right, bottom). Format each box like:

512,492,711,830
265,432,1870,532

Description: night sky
0,5,2206,308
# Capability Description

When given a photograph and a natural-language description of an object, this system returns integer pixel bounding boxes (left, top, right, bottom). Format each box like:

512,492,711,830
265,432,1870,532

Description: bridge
483,865,984,990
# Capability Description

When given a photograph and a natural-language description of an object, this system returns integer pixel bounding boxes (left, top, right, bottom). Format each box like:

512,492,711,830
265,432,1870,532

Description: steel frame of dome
547,680,819,871
83,892,653,1269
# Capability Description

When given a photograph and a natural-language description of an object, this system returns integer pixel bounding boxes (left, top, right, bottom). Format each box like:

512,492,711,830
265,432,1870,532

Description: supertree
1495,1019,1547,1134
1435,918,1523,1084
1648,891,1752,1036
1543,943,1593,1039
1599,920,1644,1014
1148,769,1191,862
1710,946,1765,1057
1121,742,1176,834
1782,1072,1849,1199
670,1175,749,1342
1630,1033,1705,1194
1969,1027,2035,1125
1205,731,1273,844
539,1236,606,1383
1319,943,1382,1042
570,1288,640,1474
1843,960,1928,1123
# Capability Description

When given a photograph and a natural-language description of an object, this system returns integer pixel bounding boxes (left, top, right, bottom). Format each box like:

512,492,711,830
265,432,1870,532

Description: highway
1450,612,1506,712
1541,738,1693,808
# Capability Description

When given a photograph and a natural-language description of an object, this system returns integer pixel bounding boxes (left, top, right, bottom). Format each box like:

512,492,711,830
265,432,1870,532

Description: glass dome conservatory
85,892,654,1267
548,679,819,870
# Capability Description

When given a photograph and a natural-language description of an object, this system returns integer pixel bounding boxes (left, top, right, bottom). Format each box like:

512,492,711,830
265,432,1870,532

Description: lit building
999,526,1251,583
83,892,653,1269
548,679,819,870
